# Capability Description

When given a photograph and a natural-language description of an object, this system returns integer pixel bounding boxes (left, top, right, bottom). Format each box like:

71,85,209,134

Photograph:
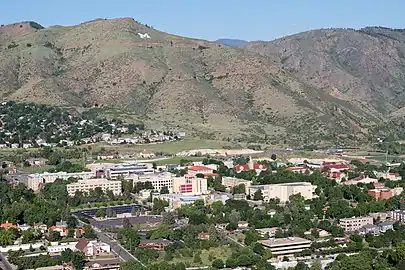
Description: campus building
105,163,154,179
156,194,203,210
339,216,373,232
247,182,317,202
172,175,208,195
259,237,312,256
391,210,405,222
134,172,174,193
222,177,252,194
26,171,94,191
66,179,122,196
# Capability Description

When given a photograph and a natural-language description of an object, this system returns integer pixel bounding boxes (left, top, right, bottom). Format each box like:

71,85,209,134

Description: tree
47,230,62,242
193,252,202,264
253,189,264,201
152,198,169,214
233,184,246,194
310,259,322,270
252,242,266,256
160,186,170,194
83,225,97,239
0,229,16,246
67,216,78,229
295,262,309,270
212,259,225,269
162,211,176,225
122,217,132,228
71,251,85,270
21,230,36,244
245,230,260,246
96,209,105,218
226,222,237,230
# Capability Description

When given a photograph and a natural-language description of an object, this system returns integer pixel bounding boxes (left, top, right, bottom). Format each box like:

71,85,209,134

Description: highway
0,252,13,270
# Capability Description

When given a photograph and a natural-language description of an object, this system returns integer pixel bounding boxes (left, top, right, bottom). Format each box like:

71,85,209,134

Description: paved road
77,218,144,266
0,252,13,270
97,232,144,265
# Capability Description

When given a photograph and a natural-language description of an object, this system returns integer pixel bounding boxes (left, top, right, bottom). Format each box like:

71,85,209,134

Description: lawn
22,165,55,174
91,138,234,155
167,246,232,267
154,156,205,166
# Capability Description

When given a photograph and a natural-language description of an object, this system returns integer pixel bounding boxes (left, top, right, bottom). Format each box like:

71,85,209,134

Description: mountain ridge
215,38,248,47
1,18,405,145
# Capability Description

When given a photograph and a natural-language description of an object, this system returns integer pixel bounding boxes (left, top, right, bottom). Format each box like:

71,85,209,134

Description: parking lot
90,215,163,229
73,204,143,217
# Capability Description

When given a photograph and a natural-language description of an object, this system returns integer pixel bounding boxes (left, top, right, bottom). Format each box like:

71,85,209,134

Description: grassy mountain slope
0,20,401,145
244,27,405,120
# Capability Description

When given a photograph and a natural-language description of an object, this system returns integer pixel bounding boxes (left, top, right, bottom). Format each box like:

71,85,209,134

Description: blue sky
1,0,404,41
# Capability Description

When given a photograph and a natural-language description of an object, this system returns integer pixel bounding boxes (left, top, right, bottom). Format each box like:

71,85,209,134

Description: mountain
1,19,404,146
215,39,248,47
244,27,405,119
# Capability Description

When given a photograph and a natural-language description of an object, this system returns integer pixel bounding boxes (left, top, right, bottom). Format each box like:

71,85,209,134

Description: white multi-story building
259,237,312,256
66,179,122,196
105,163,154,179
222,177,252,193
339,216,373,232
391,210,405,222
172,175,208,195
248,182,317,202
134,172,174,193
26,171,94,191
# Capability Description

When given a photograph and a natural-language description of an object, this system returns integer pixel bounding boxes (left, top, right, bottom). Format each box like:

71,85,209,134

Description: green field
22,165,56,173
165,246,232,267
91,138,235,155
154,156,205,166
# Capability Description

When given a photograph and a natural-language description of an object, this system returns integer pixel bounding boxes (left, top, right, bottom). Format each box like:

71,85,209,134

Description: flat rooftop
259,237,311,248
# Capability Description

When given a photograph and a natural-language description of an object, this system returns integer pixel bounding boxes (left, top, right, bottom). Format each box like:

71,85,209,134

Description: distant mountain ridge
2,19,405,145
215,38,248,47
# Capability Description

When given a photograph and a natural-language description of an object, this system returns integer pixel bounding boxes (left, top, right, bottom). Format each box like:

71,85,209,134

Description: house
368,187,403,200
368,189,393,200
324,171,347,182
377,220,396,233
84,259,120,270
76,239,111,257
27,158,48,167
198,232,210,240
22,143,33,149
234,159,267,174
256,227,278,238
49,225,69,237
48,242,77,254
374,172,402,181
56,221,68,228
18,224,32,231
343,176,378,186
360,224,379,235
286,167,307,173
0,221,18,230
187,165,214,176
97,155,115,160
237,221,249,229
323,163,350,172
140,150,155,159
138,239,173,251
318,229,331,238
